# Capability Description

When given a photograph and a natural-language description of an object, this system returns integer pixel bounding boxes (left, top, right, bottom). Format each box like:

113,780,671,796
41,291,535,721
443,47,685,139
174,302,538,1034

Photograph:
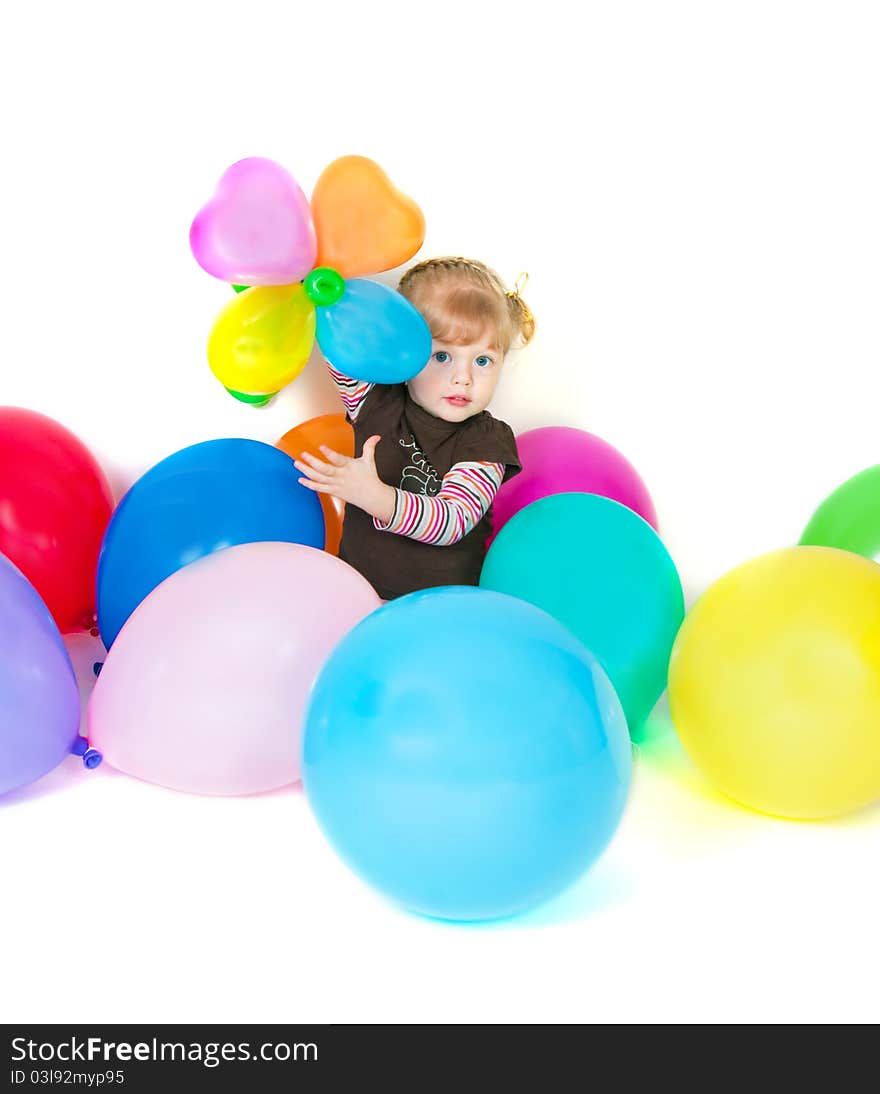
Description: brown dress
339,384,521,600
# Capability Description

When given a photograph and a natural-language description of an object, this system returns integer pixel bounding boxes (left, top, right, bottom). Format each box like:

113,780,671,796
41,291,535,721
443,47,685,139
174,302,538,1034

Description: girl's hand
294,436,396,524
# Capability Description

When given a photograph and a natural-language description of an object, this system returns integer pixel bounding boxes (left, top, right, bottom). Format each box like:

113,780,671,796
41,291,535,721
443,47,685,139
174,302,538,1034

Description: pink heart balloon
190,157,317,286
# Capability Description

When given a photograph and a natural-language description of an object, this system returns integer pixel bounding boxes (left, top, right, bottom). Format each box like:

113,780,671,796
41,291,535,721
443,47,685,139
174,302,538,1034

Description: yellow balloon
668,547,880,819
207,283,316,395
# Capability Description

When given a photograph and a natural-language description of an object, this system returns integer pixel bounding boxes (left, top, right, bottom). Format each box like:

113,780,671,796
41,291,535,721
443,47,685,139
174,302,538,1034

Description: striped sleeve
374,461,505,546
327,365,374,422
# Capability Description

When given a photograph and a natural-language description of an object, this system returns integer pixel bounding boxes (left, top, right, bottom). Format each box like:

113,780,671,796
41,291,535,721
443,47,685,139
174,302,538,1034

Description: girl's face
407,330,505,423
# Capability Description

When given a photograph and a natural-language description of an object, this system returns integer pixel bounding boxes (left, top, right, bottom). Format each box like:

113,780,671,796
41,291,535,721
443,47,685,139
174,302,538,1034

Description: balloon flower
190,155,431,405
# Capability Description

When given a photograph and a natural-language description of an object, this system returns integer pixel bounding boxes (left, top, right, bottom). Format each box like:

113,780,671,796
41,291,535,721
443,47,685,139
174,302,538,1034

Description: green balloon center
304,267,345,307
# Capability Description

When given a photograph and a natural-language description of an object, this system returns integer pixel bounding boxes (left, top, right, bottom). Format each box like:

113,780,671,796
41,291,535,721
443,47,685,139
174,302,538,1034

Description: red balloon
0,408,114,633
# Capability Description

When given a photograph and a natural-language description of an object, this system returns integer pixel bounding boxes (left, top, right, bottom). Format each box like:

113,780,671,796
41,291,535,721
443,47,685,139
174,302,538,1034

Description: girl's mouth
444,396,471,406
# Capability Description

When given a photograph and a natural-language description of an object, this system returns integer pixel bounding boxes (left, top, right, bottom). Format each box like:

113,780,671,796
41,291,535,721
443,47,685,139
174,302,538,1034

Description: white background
2,1,879,1024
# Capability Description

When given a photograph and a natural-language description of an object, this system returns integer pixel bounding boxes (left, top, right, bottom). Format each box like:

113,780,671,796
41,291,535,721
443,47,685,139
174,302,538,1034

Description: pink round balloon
189,157,317,286
86,542,380,795
490,426,658,545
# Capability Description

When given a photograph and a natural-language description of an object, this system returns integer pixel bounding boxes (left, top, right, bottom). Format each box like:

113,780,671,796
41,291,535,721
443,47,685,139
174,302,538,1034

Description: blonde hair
398,257,535,355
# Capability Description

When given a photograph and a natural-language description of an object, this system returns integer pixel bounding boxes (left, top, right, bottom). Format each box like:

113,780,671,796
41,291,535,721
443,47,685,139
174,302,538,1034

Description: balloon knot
304,266,345,307
83,748,103,770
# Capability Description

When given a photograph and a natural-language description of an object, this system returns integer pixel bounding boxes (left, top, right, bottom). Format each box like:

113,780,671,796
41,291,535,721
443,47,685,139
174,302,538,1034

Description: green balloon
304,266,345,307
480,492,684,735
232,284,249,293
224,387,276,407
799,465,880,561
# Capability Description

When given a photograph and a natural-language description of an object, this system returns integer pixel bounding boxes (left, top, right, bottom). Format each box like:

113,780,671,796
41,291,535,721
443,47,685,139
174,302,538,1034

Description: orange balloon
277,413,355,556
311,156,425,278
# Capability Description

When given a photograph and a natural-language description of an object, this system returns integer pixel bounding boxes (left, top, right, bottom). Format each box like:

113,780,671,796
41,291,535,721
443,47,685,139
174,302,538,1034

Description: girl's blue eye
475,355,493,367
433,351,451,364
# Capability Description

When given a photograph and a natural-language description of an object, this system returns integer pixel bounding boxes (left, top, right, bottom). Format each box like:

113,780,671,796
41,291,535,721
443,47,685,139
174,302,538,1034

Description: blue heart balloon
315,278,431,384
96,439,324,647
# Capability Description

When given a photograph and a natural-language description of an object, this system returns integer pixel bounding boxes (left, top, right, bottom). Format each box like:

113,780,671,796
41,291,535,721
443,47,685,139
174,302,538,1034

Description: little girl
295,257,535,600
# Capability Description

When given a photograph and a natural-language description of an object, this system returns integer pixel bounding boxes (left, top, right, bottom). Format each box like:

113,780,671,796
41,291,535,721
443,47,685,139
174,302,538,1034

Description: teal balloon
315,278,431,384
480,493,684,734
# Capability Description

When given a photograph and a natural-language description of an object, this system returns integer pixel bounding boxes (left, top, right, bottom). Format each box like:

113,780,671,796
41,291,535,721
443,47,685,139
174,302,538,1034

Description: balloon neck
304,267,345,307
224,388,277,408
79,610,98,633
70,738,103,770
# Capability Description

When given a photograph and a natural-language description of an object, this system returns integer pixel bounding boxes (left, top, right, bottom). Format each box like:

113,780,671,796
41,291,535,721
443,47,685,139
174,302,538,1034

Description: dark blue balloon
96,439,324,647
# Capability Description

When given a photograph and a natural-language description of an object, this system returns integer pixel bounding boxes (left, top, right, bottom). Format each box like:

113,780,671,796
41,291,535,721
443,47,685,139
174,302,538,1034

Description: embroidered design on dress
398,436,442,496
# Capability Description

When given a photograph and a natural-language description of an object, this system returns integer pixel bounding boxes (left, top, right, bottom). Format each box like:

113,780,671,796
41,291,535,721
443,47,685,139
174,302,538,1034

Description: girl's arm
375,461,505,546
327,365,374,422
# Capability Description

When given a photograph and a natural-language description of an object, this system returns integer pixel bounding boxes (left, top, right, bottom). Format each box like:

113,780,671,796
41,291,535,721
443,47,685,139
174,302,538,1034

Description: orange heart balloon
277,413,355,556
311,156,425,278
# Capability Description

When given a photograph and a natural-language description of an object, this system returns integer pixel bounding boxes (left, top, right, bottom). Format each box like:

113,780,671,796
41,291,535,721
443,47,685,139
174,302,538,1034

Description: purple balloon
0,553,81,796
490,426,658,545
190,157,317,286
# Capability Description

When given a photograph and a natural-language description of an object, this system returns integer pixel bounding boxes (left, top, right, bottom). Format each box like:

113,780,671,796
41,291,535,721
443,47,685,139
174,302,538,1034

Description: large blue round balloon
315,278,432,384
0,554,81,796
96,439,324,647
302,586,632,921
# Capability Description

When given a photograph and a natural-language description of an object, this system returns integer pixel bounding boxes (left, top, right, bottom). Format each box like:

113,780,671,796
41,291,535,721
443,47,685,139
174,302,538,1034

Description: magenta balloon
0,553,81,796
189,157,317,286
490,427,658,544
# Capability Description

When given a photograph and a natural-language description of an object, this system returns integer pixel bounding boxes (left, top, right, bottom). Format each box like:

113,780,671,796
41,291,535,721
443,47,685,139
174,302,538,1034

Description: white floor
3,631,877,1025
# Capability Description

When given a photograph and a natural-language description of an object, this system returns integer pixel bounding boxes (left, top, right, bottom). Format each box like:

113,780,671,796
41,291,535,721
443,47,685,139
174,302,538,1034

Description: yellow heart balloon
207,283,316,395
311,155,425,279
